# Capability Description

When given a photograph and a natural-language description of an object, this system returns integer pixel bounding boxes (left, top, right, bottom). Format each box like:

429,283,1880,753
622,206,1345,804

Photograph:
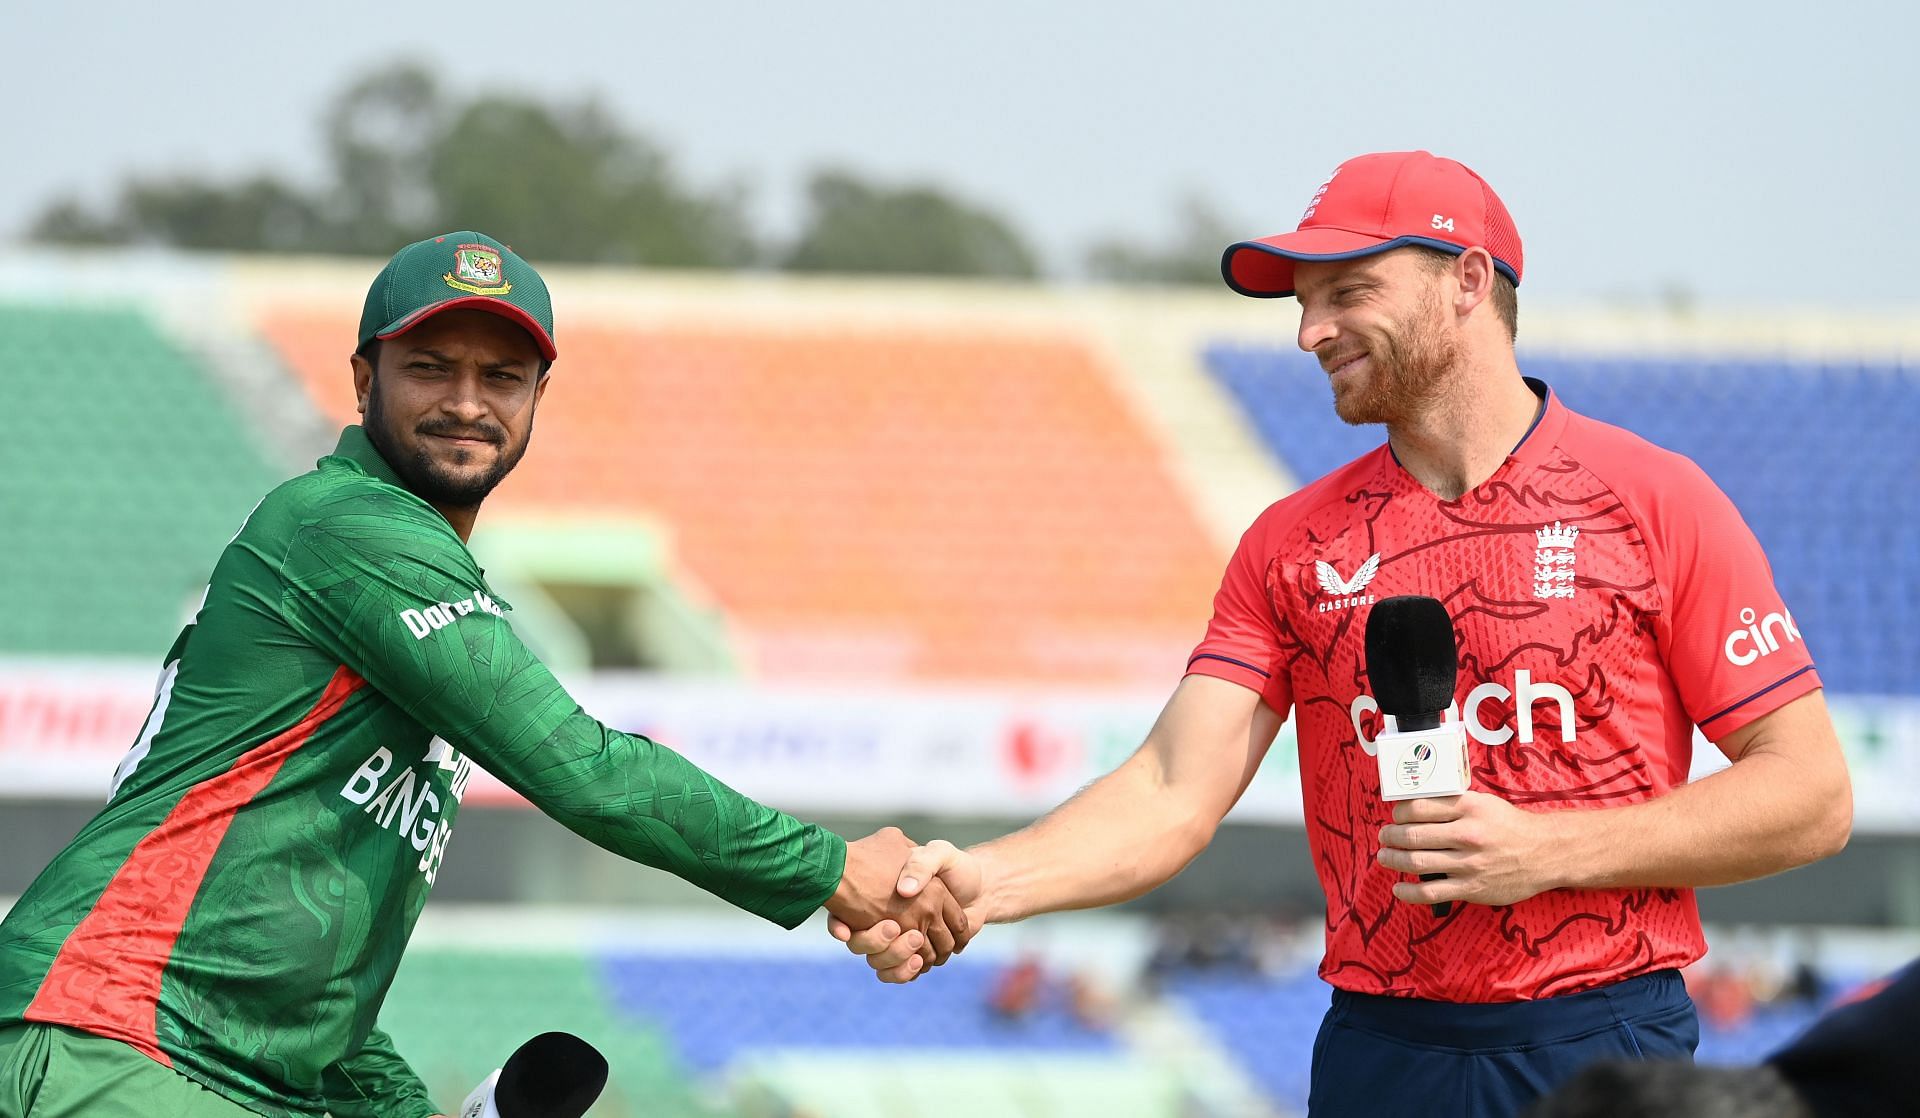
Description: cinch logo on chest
1350,669,1577,752
1315,554,1381,613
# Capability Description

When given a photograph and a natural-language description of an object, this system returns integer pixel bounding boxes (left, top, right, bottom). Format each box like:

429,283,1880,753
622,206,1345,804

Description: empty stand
1,304,278,655
1206,345,1920,695
732,1051,1179,1118
262,312,1224,685
599,953,1119,1072
1164,967,1326,1111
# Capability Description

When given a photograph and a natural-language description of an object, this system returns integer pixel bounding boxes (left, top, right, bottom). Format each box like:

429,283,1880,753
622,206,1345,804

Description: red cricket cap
1221,151,1523,298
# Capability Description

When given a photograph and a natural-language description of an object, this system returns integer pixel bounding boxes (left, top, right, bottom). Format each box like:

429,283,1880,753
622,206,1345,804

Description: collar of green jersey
330,425,410,490
325,425,512,604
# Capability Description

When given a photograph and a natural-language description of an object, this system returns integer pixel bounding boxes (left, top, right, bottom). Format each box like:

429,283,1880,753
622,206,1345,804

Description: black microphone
461,1032,609,1118
1364,595,1467,918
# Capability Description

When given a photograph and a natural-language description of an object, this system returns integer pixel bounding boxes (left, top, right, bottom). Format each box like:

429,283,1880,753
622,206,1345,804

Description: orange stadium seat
260,311,1223,686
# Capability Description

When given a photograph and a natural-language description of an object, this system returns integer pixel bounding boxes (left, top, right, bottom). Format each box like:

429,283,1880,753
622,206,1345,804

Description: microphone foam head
1363,595,1459,719
496,1031,609,1118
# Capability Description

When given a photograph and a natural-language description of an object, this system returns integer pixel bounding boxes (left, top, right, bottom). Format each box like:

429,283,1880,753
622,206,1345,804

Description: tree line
32,64,1231,285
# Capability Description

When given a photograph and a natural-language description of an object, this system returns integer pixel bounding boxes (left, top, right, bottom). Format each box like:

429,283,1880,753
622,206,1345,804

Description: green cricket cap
359,231,557,361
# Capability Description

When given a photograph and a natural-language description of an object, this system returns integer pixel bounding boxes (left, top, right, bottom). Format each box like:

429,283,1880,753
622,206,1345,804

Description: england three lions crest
1533,522,1578,599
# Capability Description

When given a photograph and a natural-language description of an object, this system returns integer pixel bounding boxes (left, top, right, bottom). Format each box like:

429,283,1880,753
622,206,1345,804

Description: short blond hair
1409,245,1517,343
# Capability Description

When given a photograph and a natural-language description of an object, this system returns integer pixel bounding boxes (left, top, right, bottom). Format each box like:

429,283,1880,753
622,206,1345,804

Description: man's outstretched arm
833,673,1283,981
280,501,965,963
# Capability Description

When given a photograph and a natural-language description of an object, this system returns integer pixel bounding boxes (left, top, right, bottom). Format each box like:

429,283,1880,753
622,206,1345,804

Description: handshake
823,827,985,983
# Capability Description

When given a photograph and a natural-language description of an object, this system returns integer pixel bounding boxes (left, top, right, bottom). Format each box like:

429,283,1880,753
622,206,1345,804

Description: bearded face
1292,250,1466,428
1320,271,1461,427
353,307,547,513
363,376,532,508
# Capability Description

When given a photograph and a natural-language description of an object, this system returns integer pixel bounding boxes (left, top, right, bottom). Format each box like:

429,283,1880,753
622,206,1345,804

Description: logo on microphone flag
1396,738,1438,791
1377,724,1471,801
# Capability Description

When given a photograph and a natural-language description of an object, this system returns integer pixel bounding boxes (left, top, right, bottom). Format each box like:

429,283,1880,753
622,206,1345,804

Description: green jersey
0,427,846,1118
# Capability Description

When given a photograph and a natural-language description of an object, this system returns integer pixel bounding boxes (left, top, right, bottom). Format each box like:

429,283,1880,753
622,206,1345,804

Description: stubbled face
353,308,548,510
1293,250,1460,427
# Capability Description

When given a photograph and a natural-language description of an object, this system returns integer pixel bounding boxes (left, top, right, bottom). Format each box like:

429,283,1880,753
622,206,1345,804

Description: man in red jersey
829,152,1853,1117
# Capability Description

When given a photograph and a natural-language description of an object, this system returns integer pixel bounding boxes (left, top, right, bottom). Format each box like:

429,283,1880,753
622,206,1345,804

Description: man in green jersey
0,232,966,1118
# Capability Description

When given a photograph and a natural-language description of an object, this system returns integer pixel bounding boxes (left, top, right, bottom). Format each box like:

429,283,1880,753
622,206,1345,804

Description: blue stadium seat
1694,1000,1825,1065
1163,968,1327,1112
599,954,1119,1073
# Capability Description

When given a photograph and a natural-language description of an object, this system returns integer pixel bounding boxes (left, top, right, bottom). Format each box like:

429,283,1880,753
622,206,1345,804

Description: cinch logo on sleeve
399,591,503,640
1724,606,1801,666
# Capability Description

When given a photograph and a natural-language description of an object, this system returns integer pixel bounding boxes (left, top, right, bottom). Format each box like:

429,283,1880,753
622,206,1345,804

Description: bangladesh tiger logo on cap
444,244,512,296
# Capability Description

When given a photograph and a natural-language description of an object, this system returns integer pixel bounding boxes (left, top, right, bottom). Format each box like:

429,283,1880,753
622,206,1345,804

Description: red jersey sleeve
1185,508,1295,716
1637,454,1821,741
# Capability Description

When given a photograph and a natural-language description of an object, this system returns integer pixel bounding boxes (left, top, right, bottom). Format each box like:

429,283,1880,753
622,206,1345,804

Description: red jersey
1188,381,1820,1002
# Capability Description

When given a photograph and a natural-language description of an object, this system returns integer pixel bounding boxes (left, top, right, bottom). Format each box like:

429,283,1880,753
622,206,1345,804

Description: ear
351,353,373,417
532,368,553,409
1452,248,1496,320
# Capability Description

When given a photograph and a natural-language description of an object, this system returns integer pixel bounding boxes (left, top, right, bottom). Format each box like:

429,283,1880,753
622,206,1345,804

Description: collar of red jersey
1507,376,1566,466
1383,377,1566,479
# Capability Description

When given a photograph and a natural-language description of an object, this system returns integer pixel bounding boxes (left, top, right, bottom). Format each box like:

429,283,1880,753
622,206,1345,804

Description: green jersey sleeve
277,494,845,928
319,1026,439,1118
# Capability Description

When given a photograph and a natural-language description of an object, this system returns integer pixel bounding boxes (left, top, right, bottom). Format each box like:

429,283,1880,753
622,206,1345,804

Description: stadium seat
1163,967,1327,1112
1,304,279,655
599,953,1119,1072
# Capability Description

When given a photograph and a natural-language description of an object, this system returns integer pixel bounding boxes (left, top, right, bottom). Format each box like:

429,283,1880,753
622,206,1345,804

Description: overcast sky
6,0,1914,305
